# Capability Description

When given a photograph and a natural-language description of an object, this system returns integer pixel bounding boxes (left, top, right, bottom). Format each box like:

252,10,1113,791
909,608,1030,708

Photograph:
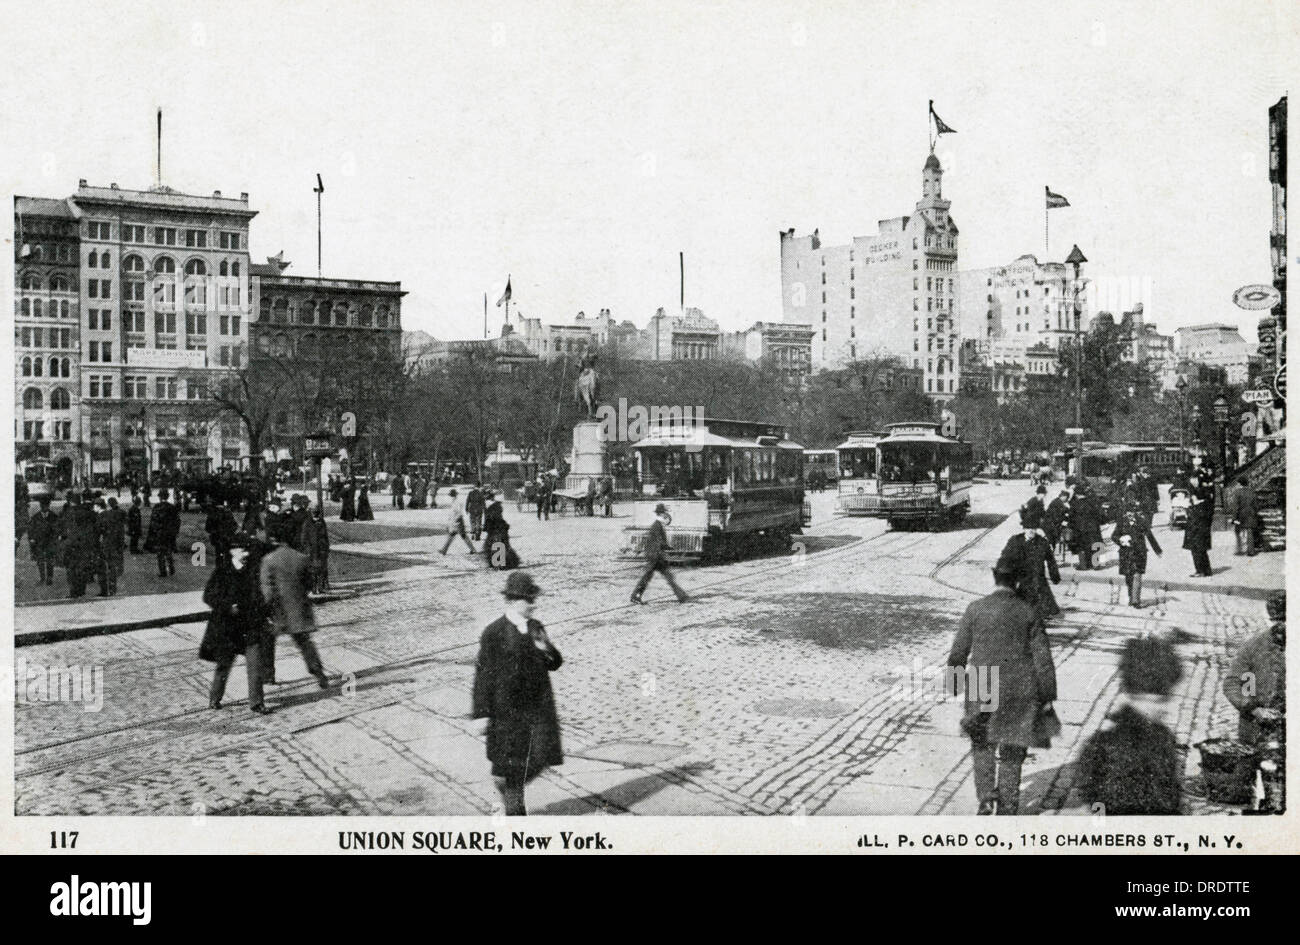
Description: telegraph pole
313,174,325,277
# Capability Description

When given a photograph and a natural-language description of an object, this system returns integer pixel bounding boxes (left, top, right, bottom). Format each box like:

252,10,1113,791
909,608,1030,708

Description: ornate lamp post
1064,244,1088,459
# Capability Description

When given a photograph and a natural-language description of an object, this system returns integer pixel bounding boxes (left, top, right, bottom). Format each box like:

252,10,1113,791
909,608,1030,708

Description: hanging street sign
1242,388,1275,405
1233,284,1282,310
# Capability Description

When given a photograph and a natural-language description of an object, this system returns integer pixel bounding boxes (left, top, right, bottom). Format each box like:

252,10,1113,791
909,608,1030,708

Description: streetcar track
17,508,1013,791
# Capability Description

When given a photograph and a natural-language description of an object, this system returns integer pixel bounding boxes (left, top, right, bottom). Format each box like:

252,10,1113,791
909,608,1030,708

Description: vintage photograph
4,0,1292,837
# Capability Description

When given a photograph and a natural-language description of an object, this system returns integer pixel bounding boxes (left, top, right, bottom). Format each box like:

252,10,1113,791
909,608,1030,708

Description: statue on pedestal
575,352,601,420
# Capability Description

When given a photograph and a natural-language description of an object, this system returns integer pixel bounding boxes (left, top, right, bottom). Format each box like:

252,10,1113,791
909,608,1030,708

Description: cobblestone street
14,481,1283,817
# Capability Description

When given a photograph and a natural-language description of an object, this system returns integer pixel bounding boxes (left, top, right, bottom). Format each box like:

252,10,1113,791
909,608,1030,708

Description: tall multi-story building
958,253,1086,353
247,254,405,465
780,151,960,399
69,181,257,481
14,196,82,485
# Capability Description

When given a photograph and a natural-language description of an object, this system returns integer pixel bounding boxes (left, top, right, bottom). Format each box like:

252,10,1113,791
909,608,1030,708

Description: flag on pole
495,275,512,307
929,100,956,136
1046,186,1070,209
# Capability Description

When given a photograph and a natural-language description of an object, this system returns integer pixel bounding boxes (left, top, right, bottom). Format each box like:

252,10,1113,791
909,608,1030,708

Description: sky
2,0,1294,342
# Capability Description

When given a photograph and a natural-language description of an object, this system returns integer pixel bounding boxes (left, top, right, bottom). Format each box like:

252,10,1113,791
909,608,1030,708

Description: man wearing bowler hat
471,572,563,816
631,503,689,604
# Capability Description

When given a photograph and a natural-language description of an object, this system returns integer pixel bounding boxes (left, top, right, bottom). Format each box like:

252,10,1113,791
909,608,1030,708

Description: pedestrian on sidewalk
1112,497,1161,608
1076,635,1182,814
201,536,269,715
356,481,374,521
14,474,30,558
28,496,59,586
57,492,98,599
998,505,1061,619
1068,481,1102,571
466,483,485,540
391,472,406,510
1183,466,1215,577
205,497,239,568
302,504,331,594
1137,464,1159,518
258,536,331,691
483,489,519,569
147,489,181,578
440,488,475,554
97,497,127,596
1226,474,1260,557
534,475,550,521
1223,590,1285,744
600,476,615,517
340,477,357,522
631,503,689,604
946,562,1058,815
1043,487,1070,557
471,571,563,816
127,494,143,554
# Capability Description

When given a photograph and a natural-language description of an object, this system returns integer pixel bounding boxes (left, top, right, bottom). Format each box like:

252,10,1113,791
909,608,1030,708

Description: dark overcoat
98,508,127,573
1112,510,1160,576
1075,705,1181,814
1068,492,1102,552
999,532,1060,618
28,509,60,558
947,587,1057,748
644,519,668,562
471,616,564,780
1043,496,1069,545
58,505,100,570
199,563,266,662
1181,481,1215,552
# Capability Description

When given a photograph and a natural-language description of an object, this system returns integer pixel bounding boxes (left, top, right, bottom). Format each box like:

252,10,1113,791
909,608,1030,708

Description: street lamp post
1175,374,1188,455
1213,392,1230,506
1064,245,1088,457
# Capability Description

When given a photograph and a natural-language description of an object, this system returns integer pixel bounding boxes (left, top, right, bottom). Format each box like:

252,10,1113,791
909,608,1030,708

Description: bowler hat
503,571,541,600
654,503,669,515
1119,636,1182,695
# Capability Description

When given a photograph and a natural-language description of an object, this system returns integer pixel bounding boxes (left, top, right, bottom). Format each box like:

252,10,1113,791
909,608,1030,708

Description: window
155,377,178,400
125,309,145,333
333,303,348,326
219,232,241,250
231,345,242,367
22,421,43,440
50,388,71,410
154,227,177,246
87,221,111,240
376,305,390,328
155,311,177,334
359,304,373,327
88,375,112,398
89,340,100,362
186,312,207,335
123,224,146,243
185,229,208,248
124,281,145,301
300,302,316,325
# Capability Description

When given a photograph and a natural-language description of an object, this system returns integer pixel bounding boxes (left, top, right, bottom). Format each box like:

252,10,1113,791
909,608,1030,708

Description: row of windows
17,273,75,292
17,327,74,348
258,298,396,328
16,299,73,318
18,244,76,263
20,357,73,378
20,420,74,441
85,221,245,248
20,387,73,410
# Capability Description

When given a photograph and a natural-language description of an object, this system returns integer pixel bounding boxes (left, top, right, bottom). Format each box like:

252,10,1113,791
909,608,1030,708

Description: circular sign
1275,364,1287,402
1234,284,1282,310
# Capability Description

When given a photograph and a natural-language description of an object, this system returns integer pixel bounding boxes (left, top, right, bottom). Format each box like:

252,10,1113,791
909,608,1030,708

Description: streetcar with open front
834,431,884,515
622,416,808,560
851,422,974,529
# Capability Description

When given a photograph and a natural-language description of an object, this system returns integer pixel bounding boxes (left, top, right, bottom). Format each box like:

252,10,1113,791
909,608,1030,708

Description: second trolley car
835,431,884,515
622,416,808,560
850,422,974,528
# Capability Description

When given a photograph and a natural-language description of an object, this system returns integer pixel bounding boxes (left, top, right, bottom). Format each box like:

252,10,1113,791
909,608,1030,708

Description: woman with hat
200,535,270,714
471,571,563,815
1112,494,1161,608
482,488,519,569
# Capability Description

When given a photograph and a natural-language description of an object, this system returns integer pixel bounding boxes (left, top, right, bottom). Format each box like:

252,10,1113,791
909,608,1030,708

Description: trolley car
622,417,808,560
834,431,884,515
853,422,974,529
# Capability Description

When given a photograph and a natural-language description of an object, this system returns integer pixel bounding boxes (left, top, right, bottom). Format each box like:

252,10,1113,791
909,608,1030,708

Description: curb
16,611,210,648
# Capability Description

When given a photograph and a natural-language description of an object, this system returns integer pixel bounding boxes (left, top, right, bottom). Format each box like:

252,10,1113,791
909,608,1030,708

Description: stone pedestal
566,420,607,490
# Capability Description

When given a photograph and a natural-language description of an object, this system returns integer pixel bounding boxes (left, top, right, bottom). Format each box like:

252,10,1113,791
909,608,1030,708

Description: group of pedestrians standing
439,483,519,570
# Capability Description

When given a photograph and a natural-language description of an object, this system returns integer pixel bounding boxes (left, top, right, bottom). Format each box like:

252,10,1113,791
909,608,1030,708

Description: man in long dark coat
1042,488,1070,552
1183,467,1215,577
998,505,1061,620
28,496,59,586
258,538,330,689
96,497,127,596
58,493,99,598
1136,464,1159,518
127,494,144,554
1226,473,1260,557
465,483,485,540
947,563,1058,815
1068,483,1102,571
205,498,239,567
148,488,181,577
201,537,269,714
471,572,563,815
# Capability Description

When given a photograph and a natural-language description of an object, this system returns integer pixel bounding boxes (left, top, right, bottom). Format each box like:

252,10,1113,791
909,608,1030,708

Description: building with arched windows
247,254,405,466
14,195,82,485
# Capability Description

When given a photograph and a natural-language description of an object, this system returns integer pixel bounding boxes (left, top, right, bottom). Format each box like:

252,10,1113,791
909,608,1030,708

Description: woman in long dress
357,482,374,521
340,478,356,522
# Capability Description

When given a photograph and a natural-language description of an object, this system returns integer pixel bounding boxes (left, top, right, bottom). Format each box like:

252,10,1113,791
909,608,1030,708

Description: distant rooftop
15,195,81,219
74,181,257,217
